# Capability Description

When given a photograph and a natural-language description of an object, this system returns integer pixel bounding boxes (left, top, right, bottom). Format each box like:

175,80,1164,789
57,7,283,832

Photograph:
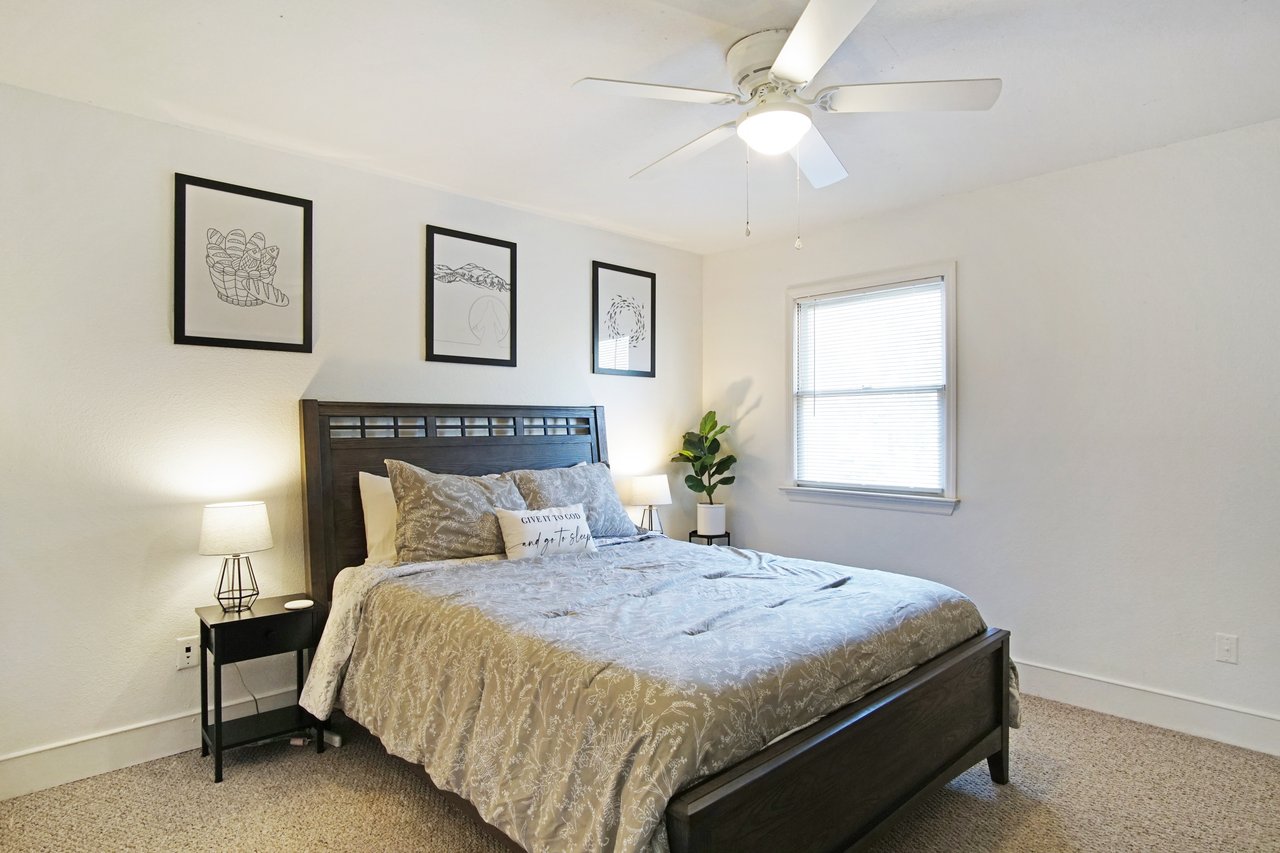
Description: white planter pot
696,504,726,536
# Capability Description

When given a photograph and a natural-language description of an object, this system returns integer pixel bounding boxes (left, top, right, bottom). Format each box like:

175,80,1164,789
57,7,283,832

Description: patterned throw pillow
506,462,639,538
385,459,527,563
494,504,598,560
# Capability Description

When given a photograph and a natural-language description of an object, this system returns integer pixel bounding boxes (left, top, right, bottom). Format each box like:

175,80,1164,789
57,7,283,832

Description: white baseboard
1016,659,1280,757
7,662,1276,801
0,688,295,800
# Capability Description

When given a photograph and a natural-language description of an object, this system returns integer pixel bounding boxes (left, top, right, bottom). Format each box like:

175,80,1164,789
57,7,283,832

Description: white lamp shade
630,474,672,507
199,501,274,556
736,101,813,155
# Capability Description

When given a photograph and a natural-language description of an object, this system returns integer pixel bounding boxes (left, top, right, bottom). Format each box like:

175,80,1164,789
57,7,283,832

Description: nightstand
689,530,731,546
196,594,325,782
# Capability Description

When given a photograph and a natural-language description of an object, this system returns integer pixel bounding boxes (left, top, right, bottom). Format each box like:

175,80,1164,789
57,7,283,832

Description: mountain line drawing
434,262,510,292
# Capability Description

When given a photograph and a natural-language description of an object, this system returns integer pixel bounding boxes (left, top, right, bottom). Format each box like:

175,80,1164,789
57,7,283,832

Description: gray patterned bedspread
301,536,997,853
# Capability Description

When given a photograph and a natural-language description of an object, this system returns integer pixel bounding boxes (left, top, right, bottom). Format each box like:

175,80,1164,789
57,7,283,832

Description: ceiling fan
574,0,1002,189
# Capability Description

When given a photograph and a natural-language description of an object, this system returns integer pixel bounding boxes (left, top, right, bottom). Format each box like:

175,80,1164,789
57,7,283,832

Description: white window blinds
794,277,947,495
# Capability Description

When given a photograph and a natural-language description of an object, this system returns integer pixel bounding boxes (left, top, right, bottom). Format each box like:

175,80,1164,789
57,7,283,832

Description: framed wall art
592,261,655,377
426,225,517,367
173,173,312,352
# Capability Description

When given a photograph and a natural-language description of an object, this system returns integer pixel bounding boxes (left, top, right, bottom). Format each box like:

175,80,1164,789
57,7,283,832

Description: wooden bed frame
299,399,1011,852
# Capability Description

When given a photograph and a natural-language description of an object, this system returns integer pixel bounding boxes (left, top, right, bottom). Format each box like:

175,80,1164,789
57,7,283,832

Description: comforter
301,535,999,852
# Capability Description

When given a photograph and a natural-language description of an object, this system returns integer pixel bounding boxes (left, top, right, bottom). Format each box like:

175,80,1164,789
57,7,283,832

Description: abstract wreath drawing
605,296,647,347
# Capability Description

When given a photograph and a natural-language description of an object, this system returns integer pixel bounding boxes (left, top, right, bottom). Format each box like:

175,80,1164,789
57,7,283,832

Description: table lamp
631,474,672,534
199,501,273,612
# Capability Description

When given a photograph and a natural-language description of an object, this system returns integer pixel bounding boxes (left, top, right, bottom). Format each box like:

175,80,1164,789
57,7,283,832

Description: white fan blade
574,77,739,105
630,123,738,179
772,0,878,88
818,78,1002,113
791,127,848,188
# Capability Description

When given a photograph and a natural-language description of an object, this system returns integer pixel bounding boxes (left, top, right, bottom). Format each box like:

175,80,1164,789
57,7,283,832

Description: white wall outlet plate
176,635,199,670
1214,632,1239,665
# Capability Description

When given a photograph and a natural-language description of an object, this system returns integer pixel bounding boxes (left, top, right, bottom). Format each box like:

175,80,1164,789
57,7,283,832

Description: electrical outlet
1214,633,1239,665
176,636,199,670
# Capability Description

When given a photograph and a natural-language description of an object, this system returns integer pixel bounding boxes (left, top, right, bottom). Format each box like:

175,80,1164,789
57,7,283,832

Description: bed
298,399,1013,852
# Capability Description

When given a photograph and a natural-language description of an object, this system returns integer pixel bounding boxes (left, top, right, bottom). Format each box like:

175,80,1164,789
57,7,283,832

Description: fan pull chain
744,147,752,237
794,149,804,250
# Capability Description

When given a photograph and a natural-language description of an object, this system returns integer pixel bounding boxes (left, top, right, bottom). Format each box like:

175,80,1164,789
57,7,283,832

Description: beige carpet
2,696,1277,852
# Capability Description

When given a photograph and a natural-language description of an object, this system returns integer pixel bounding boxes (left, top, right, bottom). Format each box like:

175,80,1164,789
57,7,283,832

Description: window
784,263,958,514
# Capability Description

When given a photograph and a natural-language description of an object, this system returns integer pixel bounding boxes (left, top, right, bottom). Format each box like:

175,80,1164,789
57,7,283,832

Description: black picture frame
592,261,656,377
173,174,312,352
426,225,517,367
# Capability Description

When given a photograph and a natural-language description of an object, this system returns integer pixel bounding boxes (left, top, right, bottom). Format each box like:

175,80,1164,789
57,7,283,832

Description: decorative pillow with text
495,504,598,560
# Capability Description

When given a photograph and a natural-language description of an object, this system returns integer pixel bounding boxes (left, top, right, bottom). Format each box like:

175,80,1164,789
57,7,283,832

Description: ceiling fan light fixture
736,100,812,156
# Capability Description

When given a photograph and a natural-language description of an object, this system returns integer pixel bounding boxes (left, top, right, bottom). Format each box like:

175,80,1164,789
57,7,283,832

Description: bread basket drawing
205,228,289,307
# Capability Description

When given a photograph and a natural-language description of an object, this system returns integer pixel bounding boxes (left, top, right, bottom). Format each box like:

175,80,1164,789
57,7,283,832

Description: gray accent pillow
386,459,527,563
506,462,639,538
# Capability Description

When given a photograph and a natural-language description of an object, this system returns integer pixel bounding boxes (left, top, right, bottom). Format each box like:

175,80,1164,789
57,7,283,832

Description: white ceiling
3,0,1279,254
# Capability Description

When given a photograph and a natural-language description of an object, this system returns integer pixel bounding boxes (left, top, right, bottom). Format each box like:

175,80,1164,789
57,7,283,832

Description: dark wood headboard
299,399,610,603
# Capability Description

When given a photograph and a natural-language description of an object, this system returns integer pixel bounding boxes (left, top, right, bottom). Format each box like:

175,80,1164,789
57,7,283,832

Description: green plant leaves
672,410,737,502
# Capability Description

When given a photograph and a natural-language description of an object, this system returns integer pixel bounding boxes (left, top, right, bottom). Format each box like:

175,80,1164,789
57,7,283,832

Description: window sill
778,486,959,515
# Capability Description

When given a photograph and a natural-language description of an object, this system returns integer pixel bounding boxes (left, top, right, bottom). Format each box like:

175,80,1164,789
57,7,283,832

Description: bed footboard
666,627,1011,853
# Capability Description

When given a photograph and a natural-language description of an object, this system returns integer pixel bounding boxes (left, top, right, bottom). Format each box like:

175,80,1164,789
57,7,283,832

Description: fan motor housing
726,29,791,97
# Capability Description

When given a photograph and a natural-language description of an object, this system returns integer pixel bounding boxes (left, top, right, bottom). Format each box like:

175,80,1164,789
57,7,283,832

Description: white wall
0,83,703,796
4,79,1275,802
703,119,1280,753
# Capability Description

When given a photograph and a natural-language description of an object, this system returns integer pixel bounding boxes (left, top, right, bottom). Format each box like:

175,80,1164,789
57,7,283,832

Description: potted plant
671,410,737,536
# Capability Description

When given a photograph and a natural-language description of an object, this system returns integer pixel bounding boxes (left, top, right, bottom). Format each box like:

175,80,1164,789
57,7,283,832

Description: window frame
782,261,959,515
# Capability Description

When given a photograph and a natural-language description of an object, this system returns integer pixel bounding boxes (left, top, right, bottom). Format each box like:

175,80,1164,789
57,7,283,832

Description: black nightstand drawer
215,612,313,663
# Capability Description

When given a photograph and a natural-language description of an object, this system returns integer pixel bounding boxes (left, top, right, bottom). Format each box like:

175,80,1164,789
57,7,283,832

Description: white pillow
495,503,598,560
358,471,398,564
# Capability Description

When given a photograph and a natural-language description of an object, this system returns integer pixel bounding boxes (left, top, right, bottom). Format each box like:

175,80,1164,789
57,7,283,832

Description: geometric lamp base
216,555,259,612
639,505,664,534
